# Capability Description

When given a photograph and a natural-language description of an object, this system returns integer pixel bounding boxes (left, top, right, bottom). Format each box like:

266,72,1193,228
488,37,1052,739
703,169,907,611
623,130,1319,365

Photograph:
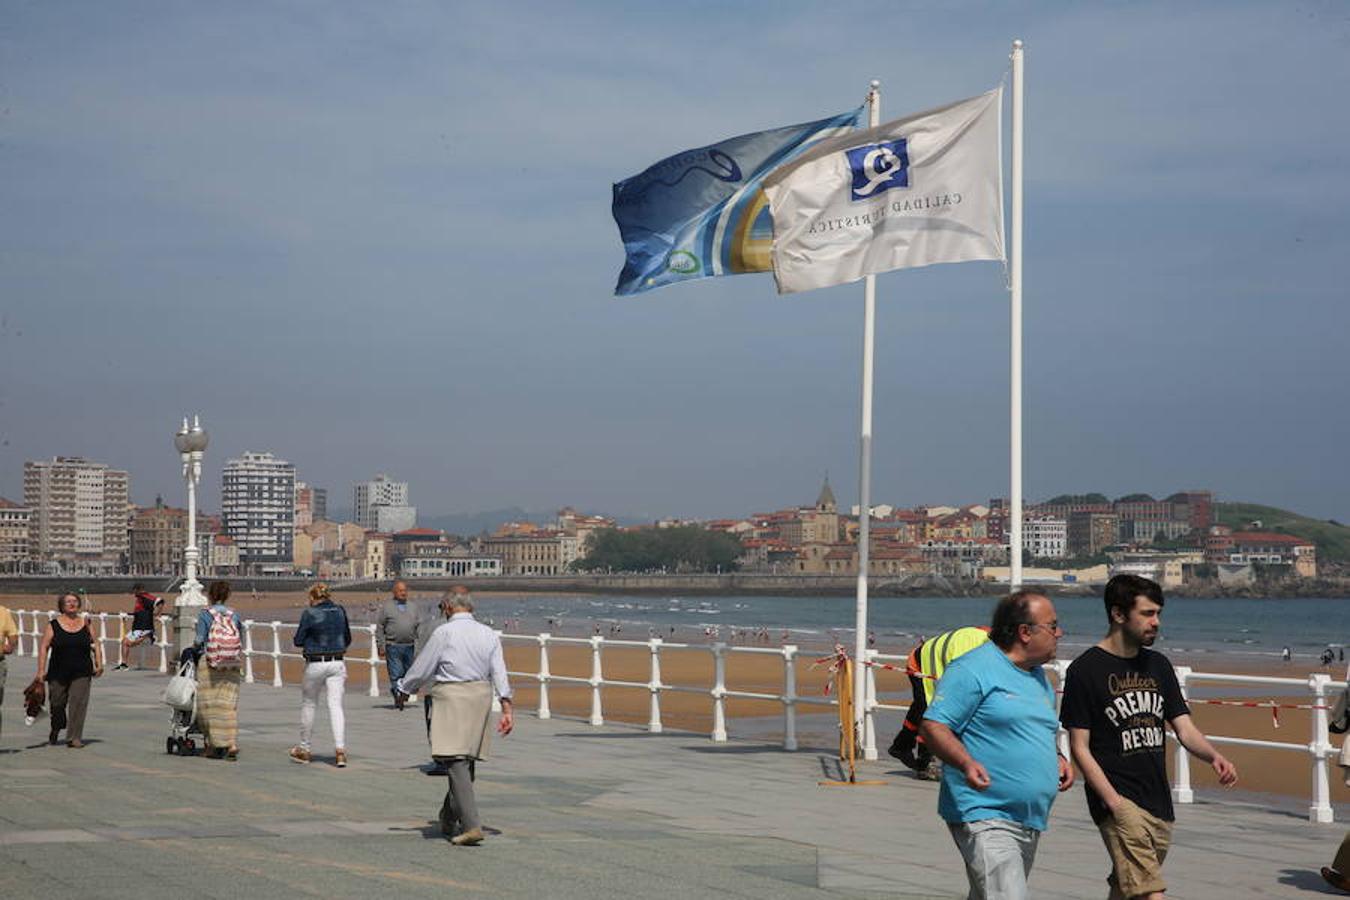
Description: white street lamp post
174,415,210,654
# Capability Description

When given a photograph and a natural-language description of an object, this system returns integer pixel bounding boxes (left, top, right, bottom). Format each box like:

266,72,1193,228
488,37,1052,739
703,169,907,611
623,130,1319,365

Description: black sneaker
113,663,129,671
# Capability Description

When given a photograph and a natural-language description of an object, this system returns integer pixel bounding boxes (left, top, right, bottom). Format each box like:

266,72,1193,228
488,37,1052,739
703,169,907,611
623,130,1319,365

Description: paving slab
1,653,1347,898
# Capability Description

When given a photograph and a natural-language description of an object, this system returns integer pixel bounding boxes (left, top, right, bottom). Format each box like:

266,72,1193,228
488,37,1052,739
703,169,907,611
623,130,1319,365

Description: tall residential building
353,474,415,531
0,497,32,569
222,451,296,568
295,482,328,528
23,456,130,570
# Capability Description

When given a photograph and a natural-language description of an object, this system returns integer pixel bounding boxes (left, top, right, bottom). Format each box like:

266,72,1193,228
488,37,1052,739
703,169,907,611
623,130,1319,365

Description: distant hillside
1214,502,1350,563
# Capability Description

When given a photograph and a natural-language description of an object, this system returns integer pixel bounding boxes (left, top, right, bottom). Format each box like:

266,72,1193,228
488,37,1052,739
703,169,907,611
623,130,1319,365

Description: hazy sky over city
2,2,1349,522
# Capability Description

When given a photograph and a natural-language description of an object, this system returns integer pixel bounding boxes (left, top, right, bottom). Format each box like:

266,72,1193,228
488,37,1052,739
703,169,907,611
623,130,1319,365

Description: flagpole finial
869,79,880,90
1012,39,1023,50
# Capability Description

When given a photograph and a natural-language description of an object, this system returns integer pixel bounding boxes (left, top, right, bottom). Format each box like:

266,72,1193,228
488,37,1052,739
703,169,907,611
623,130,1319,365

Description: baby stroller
162,647,204,756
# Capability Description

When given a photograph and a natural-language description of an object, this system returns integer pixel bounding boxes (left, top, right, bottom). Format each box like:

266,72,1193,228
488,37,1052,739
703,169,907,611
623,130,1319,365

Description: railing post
270,620,284,687
862,649,878,760
711,642,727,743
367,624,380,698
15,610,27,657
242,619,255,684
537,634,552,720
1309,672,1335,823
647,638,664,733
157,614,170,673
1050,659,1070,759
782,644,799,751
1172,665,1194,804
114,613,127,667
588,635,604,726
97,612,111,664
490,629,504,712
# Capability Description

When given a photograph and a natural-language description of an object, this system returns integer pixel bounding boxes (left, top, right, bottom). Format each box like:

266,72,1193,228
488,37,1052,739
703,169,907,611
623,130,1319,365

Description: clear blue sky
2,2,1348,522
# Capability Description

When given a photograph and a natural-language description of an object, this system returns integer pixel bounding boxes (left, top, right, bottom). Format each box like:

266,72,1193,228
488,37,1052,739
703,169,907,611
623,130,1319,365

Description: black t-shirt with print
1059,646,1189,824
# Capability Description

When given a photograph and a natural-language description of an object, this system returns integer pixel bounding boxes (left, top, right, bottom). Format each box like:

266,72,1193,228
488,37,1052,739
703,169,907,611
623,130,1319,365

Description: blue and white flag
611,109,862,296
763,90,1004,294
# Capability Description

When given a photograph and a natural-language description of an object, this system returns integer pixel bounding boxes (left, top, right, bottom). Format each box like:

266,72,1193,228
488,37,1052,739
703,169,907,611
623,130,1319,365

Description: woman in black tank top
36,592,103,747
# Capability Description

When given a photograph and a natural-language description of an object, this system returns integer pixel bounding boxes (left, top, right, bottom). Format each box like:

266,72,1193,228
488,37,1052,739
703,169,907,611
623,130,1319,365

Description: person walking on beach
396,589,513,846
887,626,989,780
0,601,17,740
1060,574,1238,900
289,583,352,767
376,580,419,710
114,583,162,670
194,580,243,760
920,590,1074,899
36,592,103,748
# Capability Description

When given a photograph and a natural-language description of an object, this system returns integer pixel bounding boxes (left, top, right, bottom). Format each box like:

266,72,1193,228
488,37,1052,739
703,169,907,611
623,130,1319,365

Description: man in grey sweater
375,581,420,709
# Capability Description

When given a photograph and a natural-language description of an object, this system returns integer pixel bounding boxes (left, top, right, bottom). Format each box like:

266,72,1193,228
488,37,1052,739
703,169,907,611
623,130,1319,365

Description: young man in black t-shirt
1060,574,1238,900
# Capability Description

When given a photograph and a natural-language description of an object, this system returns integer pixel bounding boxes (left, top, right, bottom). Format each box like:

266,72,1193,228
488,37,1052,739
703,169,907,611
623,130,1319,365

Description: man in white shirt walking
396,587,513,846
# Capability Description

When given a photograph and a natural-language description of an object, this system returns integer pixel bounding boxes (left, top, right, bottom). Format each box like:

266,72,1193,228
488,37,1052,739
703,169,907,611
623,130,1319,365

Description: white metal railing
11,609,1345,824
11,609,382,698
1168,668,1346,824
501,634,835,752
863,650,1347,824
12,609,175,673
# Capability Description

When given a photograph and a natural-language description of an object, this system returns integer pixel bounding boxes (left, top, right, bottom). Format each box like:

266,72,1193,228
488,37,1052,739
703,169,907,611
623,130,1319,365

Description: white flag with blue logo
762,89,1003,295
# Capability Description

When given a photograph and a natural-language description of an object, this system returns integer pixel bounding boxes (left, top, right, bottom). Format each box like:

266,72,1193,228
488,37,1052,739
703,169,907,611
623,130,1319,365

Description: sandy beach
6,587,1348,804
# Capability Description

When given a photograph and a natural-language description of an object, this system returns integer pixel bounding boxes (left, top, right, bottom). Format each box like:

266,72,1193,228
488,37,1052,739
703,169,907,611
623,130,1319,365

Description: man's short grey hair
442,590,473,613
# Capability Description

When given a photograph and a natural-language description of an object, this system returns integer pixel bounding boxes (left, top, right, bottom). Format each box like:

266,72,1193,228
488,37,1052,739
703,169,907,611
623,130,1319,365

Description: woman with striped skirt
194,580,243,760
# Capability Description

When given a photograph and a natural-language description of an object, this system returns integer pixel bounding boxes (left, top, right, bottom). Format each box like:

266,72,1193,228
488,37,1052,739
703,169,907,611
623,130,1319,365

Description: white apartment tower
222,451,296,567
23,457,130,569
353,475,415,531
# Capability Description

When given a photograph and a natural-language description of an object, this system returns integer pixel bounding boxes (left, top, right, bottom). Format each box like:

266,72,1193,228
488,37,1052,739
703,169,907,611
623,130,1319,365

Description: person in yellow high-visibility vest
887,626,990,778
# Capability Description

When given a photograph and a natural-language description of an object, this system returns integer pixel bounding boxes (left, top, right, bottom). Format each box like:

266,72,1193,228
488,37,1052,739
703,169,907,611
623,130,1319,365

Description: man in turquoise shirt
921,590,1074,900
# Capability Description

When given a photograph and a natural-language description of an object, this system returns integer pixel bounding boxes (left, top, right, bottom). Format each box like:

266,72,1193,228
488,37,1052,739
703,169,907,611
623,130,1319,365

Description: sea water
451,593,1350,662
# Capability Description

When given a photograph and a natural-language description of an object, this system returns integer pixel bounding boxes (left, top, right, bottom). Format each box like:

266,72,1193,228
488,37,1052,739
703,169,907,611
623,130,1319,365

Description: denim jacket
294,600,352,657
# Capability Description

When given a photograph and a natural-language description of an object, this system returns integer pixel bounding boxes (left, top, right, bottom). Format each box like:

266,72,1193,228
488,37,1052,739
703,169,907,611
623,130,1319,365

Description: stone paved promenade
2,654,1347,899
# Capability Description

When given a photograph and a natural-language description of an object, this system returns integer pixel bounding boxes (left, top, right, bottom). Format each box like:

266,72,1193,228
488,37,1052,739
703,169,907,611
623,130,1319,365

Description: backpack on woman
204,611,242,669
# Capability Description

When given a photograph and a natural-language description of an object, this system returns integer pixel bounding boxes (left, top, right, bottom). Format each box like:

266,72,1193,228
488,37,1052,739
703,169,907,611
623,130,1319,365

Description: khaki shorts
1097,797,1172,898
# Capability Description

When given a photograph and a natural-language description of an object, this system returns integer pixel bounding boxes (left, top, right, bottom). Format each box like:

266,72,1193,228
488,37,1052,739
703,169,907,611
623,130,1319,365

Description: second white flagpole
1009,41,1025,589
854,78,881,761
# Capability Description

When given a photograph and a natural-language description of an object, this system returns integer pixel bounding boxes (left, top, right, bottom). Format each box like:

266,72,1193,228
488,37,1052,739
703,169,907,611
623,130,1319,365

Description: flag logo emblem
847,139,908,201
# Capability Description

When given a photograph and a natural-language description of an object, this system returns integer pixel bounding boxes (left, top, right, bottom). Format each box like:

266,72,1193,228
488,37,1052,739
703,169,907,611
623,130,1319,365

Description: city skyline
0,452,1306,536
2,3,1348,522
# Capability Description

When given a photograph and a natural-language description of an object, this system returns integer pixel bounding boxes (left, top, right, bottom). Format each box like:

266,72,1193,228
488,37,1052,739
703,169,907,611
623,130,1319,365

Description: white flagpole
853,79,881,761
1009,40,1025,588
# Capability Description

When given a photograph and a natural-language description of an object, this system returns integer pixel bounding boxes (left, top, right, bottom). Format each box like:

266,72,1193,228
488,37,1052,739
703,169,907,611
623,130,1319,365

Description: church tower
815,476,837,513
